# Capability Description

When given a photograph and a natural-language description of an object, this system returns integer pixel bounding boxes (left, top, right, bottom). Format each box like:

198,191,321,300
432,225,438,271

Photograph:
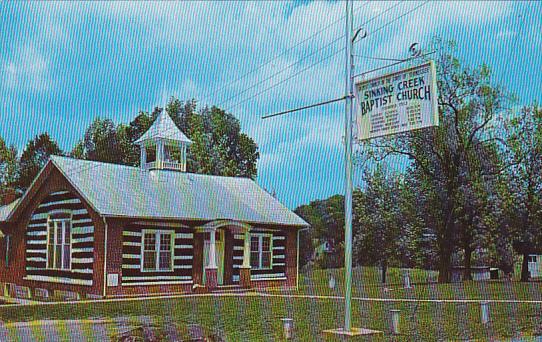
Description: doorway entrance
203,230,225,285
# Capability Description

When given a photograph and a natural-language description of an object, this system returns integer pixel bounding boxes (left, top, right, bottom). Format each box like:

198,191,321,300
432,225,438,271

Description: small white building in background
527,255,542,278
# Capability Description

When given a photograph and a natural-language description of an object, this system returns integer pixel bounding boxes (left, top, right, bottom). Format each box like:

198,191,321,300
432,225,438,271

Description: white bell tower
135,111,192,172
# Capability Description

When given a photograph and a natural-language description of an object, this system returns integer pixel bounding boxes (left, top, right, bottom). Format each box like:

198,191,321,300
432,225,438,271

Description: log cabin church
0,112,308,299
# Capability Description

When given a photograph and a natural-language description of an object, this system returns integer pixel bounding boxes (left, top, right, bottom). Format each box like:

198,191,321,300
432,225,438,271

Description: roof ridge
51,155,140,170
52,155,252,180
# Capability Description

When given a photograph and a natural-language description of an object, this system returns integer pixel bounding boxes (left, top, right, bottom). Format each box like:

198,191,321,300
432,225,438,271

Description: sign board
354,61,438,141
107,273,119,287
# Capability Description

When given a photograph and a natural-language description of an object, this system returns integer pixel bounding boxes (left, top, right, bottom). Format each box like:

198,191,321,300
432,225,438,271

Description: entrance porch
192,222,252,292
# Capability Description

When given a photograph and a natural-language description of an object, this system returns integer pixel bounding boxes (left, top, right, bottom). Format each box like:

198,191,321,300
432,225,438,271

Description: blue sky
1,1,541,209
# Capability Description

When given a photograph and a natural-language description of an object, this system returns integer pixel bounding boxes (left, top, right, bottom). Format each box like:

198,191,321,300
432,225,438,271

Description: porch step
212,286,249,294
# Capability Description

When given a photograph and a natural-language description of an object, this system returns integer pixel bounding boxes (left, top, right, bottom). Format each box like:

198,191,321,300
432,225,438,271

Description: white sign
107,273,119,287
354,61,438,141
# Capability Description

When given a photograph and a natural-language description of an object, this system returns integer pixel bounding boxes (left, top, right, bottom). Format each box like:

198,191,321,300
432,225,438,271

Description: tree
369,40,513,282
506,104,542,281
294,195,345,268
75,118,123,164
0,136,18,205
485,173,516,279
18,133,63,191
294,204,318,268
396,175,435,269
353,167,402,283
165,99,259,178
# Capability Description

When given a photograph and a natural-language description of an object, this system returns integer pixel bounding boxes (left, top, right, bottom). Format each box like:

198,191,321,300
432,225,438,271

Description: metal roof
0,198,20,222
135,111,192,145
49,156,308,227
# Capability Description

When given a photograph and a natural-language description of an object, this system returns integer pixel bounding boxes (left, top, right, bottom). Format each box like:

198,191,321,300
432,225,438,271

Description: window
46,213,72,270
529,255,537,263
5,235,11,267
250,233,273,270
146,144,157,163
141,230,173,272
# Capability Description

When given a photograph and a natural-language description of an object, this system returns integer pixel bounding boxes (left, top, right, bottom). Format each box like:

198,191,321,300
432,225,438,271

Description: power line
199,1,371,105
226,45,344,112
227,1,429,113
364,1,429,38
216,36,343,108
222,1,407,111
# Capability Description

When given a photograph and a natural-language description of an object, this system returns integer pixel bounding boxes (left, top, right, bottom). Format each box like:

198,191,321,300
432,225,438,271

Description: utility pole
343,0,354,332
262,1,431,337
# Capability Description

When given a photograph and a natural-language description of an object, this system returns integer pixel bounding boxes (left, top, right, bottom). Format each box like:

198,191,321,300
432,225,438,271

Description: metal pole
344,0,354,332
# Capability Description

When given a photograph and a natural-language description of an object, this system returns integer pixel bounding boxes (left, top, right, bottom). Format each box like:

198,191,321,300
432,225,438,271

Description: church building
0,112,308,299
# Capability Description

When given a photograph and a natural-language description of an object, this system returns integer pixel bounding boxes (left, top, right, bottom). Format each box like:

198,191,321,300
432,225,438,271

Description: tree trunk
438,251,451,283
463,246,473,281
521,253,530,282
381,260,387,284
438,186,456,284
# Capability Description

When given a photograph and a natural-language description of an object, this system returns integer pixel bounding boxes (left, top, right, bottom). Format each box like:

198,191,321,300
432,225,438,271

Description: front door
203,230,225,285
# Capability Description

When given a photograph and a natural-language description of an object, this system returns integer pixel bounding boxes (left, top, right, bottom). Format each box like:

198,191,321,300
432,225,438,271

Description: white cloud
2,44,51,92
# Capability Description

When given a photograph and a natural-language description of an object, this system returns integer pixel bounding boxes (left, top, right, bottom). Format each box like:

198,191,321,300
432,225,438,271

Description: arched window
46,212,72,270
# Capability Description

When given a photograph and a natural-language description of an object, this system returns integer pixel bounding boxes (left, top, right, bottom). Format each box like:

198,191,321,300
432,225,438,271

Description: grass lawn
299,267,542,301
1,267,542,341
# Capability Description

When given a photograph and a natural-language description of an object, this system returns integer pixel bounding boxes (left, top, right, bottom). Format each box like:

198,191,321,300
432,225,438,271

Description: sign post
326,60,439,337
343,0,354,333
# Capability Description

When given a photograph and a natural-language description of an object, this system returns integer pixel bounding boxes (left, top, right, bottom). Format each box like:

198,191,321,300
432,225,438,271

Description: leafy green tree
294,195,345,268
369,40,513,282
76,118,123,164
165,98,197,136
0,136,19,205
17,133,63,191
353,167,402,283
76,98,260,178
506,104,542,281
396,176,434,269
165,99,259,178
70,140,85,159
485,173,517,278
294,204,318,268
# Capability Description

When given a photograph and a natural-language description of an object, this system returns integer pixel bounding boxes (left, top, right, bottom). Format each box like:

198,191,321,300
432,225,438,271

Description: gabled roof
135,111,192,145
40,156,307,227
0,198,20,222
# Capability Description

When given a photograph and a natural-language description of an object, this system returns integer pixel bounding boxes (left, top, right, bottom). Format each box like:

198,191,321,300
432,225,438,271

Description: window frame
250,233,273,270
5,234,11,267
140,229,174,273
45,211,73,271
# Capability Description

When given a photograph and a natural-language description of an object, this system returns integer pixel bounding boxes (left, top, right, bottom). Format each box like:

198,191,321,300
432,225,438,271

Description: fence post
281,318,294,339
390,309,401,334
480,301,490,324
403,270,413,289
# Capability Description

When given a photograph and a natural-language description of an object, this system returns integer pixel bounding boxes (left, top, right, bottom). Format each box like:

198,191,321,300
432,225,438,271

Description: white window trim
250,233,273,270
45,211,73,271
140,229,174,272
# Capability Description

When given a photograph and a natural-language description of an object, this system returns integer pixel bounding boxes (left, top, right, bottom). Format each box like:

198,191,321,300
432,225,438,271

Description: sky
1,1,541,209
